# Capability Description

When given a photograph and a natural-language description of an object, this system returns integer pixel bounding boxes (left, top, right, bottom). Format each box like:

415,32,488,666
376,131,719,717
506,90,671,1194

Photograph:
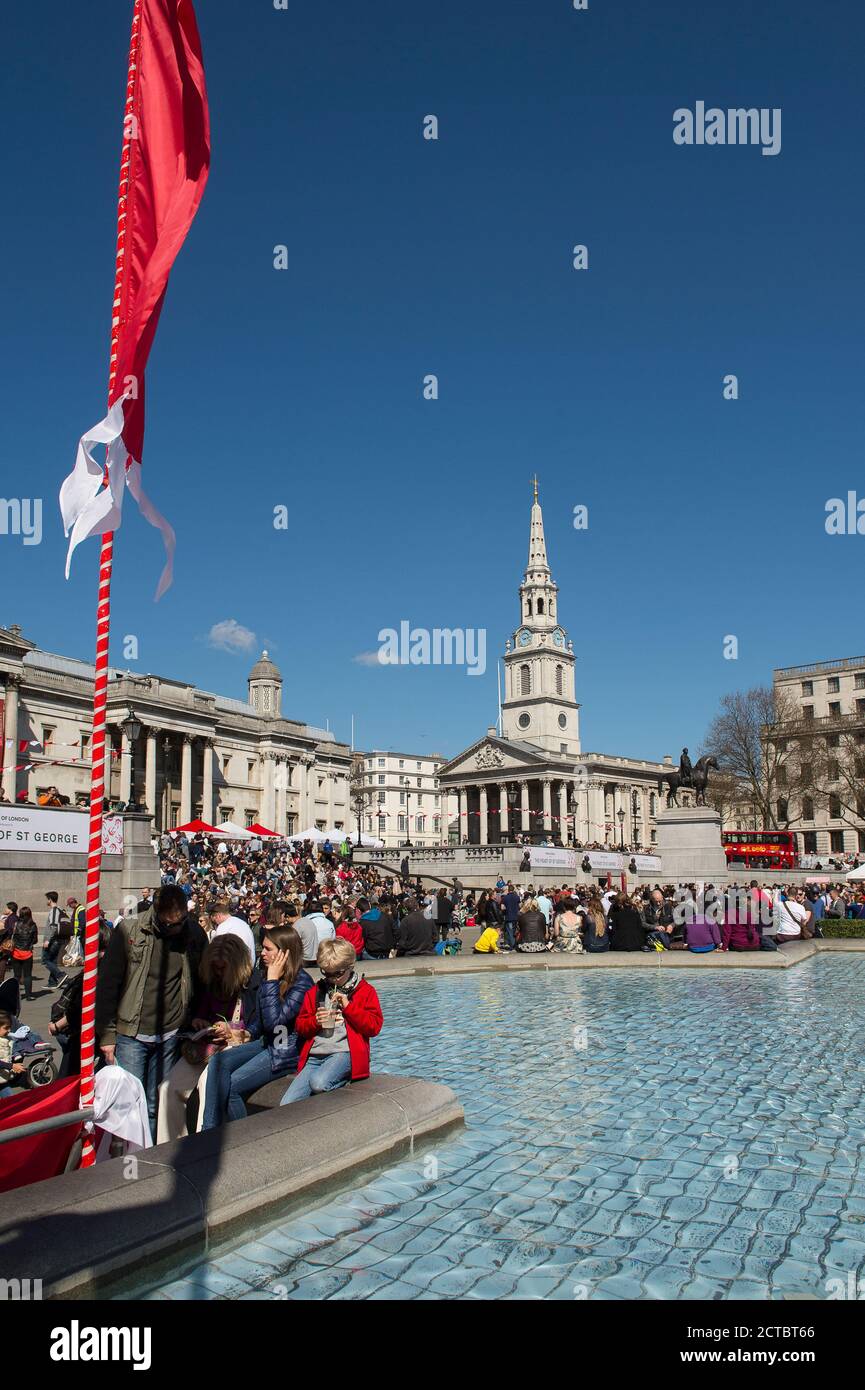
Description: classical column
145,727,158,815
458,786,467,843
119,727,132,803
542,778,552,836
520,780,530,834
589,781,605,841
558,781,568,841
180,735,193,824
262,752,276,828
479,784,489,845
201,738,214,823
499,783,508,843
1,675,21,803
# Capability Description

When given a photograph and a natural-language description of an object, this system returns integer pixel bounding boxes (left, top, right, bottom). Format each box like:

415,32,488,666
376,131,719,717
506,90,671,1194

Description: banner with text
528,847,578,872
0,807,124,855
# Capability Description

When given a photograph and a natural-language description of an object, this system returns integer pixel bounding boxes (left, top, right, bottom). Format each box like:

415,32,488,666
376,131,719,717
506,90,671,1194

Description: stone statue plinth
655,806,727,882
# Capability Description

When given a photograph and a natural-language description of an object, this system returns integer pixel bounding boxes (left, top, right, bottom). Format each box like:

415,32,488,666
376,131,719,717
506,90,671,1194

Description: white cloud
208,619,257,654
353,650,386,667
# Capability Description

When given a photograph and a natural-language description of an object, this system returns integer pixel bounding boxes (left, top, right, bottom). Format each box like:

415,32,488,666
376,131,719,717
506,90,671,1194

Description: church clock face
517,629,531,647
553,629,565,647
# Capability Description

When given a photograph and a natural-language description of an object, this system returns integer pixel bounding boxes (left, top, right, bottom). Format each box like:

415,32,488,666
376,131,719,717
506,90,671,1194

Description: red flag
61,0,210,597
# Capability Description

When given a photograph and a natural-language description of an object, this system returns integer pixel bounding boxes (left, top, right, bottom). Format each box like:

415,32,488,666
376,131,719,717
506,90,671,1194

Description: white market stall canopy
214,820,254,840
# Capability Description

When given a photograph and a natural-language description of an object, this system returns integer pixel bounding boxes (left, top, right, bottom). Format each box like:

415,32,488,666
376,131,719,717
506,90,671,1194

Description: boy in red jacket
279,938,383,1104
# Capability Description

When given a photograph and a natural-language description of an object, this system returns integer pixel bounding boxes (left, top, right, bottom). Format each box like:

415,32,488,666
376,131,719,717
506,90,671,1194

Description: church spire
526,476,549,578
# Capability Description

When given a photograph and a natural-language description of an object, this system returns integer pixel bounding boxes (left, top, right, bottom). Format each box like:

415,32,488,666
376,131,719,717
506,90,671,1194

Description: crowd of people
2,830,863,1141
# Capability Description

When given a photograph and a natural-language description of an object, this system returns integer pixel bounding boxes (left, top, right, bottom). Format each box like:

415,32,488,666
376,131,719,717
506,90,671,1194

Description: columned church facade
0,628,350,835
438,485,688,847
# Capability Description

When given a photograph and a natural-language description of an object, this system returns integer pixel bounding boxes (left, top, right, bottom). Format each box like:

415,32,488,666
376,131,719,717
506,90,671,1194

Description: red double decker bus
721,831,798,870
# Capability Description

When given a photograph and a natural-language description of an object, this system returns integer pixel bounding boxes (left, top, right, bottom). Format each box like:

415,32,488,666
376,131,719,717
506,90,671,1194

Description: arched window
650,793,656,815
537,597,544,614
555,664,563,695
526,598,532,617
520,664,531,696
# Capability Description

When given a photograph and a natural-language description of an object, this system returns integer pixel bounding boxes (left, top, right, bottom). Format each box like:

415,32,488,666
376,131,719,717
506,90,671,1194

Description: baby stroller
0,978,58,1088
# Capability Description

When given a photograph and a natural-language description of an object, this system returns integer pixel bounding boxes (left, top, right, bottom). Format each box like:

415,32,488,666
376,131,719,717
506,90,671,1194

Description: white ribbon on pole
60,397,176,599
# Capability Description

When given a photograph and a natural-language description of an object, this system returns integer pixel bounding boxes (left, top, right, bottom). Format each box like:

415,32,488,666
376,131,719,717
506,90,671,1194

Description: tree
704,685,826,829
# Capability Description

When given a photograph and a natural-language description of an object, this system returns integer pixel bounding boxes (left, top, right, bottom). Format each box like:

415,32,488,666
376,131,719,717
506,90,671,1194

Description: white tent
845,864,865,881
214,820,254,840
348,832,385,850
287,826,330,843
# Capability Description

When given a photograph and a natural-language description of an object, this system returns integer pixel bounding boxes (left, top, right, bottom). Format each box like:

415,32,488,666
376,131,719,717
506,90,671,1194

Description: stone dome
249,650,281,683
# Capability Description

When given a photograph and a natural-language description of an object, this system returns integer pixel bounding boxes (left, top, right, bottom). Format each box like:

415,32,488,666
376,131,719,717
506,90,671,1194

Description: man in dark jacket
501,883,521,951
394,899,436,956
361,899,395,959
434,887,453,942
96,884,207,1139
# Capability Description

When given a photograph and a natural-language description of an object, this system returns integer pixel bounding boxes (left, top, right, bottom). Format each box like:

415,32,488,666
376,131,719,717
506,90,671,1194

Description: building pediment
439,735,558,782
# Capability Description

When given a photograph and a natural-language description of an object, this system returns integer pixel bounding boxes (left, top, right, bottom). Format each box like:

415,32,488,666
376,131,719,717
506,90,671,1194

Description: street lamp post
404,788,412,848
352,793,365,848
506,784,518,844
617,806,625,849
120,708,142,811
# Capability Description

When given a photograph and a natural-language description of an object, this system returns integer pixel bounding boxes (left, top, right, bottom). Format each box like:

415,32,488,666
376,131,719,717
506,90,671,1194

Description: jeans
200,1038,286,1128
114,1034,180,1141
42,955,67,986
504,922,517,950
280,1052,352,1104
11,956,34,998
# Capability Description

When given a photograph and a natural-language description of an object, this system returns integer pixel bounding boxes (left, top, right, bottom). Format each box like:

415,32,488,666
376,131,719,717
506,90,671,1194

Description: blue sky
2,0,863,761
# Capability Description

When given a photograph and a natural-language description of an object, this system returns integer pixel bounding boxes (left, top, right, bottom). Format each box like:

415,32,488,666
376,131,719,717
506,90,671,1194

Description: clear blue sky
2,0,863,761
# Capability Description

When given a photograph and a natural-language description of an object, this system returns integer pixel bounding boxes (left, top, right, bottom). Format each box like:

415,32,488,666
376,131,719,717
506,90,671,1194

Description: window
417,777,422,787
220,809,232,824
777,766,787,787
399,791,405,805
777,798,789,822
416,762,422,770
803,831,817,854
518,713,530,730
286,814,296,836
803,706,814,722
398,815,407,833
80,733,91,761
560,744,567,753
537,597,544,614
247,760,256,783
650,829,657,844
417,816,425,832
378,758,385,768
245,810,255,828
378,816,386,832
558,712,567,729
802,796,814,820
828,760,839,781
366,817,372,832
417,794,423,806
828,734,840,748
555,665,563,695
858,798,865,819
828,677,840,693
775,739,787,753
520,664,531,696
829,702,841,717
801,681,813,696
433,817,440,835
398,759,404,769
829,795,842,818
377,791,385,804
857,700,865,716
650,793,656,815
831,831,845,853
434,794,439,806
42,726,55,753
856,674,865,689
222,756,231,774
378,774,385,785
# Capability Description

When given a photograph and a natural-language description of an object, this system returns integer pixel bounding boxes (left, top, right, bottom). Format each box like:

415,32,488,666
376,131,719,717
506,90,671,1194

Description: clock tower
501,479,580,755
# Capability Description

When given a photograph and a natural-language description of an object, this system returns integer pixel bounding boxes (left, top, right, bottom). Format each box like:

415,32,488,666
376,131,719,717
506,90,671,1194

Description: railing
775,657,865,678
0,1108,93,1145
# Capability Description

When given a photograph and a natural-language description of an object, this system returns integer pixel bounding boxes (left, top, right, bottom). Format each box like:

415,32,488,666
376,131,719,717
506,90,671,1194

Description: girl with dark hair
201,924,312,1128
11,906,38,1000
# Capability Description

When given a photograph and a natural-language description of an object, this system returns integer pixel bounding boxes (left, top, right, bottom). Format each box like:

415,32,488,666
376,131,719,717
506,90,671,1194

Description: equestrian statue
658,749,719,808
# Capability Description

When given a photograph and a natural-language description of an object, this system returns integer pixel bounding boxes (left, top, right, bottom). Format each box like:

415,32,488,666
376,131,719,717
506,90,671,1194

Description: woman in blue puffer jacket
201,925,312,1127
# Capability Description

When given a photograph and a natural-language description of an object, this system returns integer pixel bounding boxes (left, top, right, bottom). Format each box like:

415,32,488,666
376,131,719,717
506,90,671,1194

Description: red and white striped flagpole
78,0,143,1168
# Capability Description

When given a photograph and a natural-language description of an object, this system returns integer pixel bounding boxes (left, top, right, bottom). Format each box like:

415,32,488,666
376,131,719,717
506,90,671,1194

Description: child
0,1010,27,1097
472,923,502,954
280,939,382,1104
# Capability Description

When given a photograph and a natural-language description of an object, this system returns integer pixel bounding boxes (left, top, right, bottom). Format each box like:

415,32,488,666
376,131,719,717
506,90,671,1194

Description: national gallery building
0,627,351,836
